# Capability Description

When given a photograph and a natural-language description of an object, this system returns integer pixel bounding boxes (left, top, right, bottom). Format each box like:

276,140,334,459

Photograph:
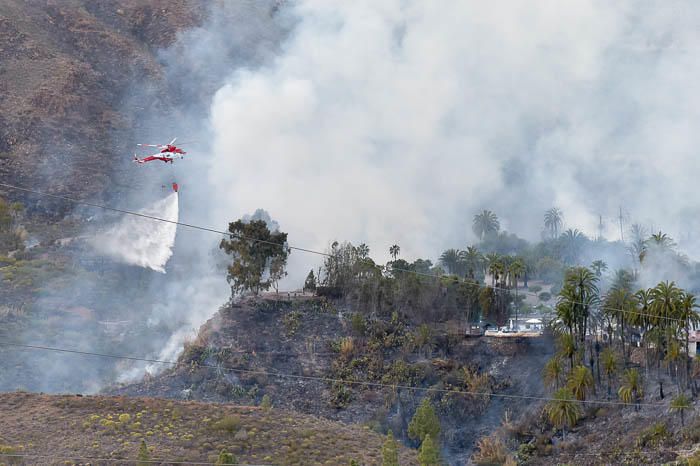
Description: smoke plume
194,1,700,267
14,0,700,395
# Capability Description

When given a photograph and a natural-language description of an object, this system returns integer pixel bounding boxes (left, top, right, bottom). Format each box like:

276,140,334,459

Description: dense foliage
219,219,289,295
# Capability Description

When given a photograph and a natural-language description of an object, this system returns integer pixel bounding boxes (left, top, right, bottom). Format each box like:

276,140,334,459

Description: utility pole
598,214,604,241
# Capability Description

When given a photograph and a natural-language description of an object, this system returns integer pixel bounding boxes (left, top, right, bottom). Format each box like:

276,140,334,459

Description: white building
688,330,700,356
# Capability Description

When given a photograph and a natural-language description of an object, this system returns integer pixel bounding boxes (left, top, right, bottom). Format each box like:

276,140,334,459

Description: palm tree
558,333,577,370
473,210,500,240
669,393,691,427
634,288,653,374
600,347,618,398
509,259,525,328
543,356,566,389
558,267,599,347
611,269,635,292
389,244,400,261
666,340,682,393
544,208,564,239
479,286,497,324
618,368,643,411
628,238,647,271
461,246,483,279
647,231,676,250
603,287,636,362
545,388,582,440
357,243,370,259
651,281,683,374
590,260,608,277
560,229,587,265
439,249,462,276
567,365,594,401
485,253,503,287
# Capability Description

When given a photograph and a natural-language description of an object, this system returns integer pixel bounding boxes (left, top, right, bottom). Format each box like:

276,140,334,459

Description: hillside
476,378,700,465
0,0,217,395
527,400,700,465
0,0,205,207
0,391,418,465
113,295,555,462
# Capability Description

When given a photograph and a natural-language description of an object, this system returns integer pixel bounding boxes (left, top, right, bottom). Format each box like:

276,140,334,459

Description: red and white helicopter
133,138,187,164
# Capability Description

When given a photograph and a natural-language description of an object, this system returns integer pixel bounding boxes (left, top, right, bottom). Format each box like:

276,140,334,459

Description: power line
0,181,693,325
0,181,324,257
0,340,666,408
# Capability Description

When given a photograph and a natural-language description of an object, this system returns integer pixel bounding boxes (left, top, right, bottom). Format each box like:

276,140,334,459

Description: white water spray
92,193,179,273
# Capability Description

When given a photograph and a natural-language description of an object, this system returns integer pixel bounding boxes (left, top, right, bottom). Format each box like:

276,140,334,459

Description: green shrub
212,416,241,434
517,442,536,462
350,313,367,335
636,422,668,448
282,311,302,336
330,383,352,408
137,439,150,466
216,450,237,465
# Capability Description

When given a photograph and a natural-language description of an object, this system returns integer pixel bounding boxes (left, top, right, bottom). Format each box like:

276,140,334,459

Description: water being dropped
92,193,179,272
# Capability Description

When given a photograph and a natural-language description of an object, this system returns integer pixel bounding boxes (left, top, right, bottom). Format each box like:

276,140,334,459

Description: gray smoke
110,0,700,382
10,0,700,394
198,1,700,268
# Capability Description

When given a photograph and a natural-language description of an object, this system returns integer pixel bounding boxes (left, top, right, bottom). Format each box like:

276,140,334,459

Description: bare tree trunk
686,323,693,393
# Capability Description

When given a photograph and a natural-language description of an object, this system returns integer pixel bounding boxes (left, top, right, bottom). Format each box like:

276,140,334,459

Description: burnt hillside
113,295,555,463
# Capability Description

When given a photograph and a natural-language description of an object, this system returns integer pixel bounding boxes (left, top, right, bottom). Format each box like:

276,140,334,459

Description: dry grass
0,392,418,465
339,336,355,358
472,434,512,465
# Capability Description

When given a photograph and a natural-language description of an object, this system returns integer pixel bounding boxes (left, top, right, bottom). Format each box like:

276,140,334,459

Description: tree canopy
219,219,289,295
408,398,440,443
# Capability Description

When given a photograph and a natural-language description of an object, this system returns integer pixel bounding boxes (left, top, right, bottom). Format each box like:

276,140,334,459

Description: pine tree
304,269,317,292
260,394,272,411
137,439,150,466
418,434,441,466
382,430,399,466
408,398,440,443
216,450,237,465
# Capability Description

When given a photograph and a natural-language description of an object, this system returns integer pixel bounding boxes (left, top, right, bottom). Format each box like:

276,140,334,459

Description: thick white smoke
112,0,700,382
196,0,700,268
92,193,179,273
